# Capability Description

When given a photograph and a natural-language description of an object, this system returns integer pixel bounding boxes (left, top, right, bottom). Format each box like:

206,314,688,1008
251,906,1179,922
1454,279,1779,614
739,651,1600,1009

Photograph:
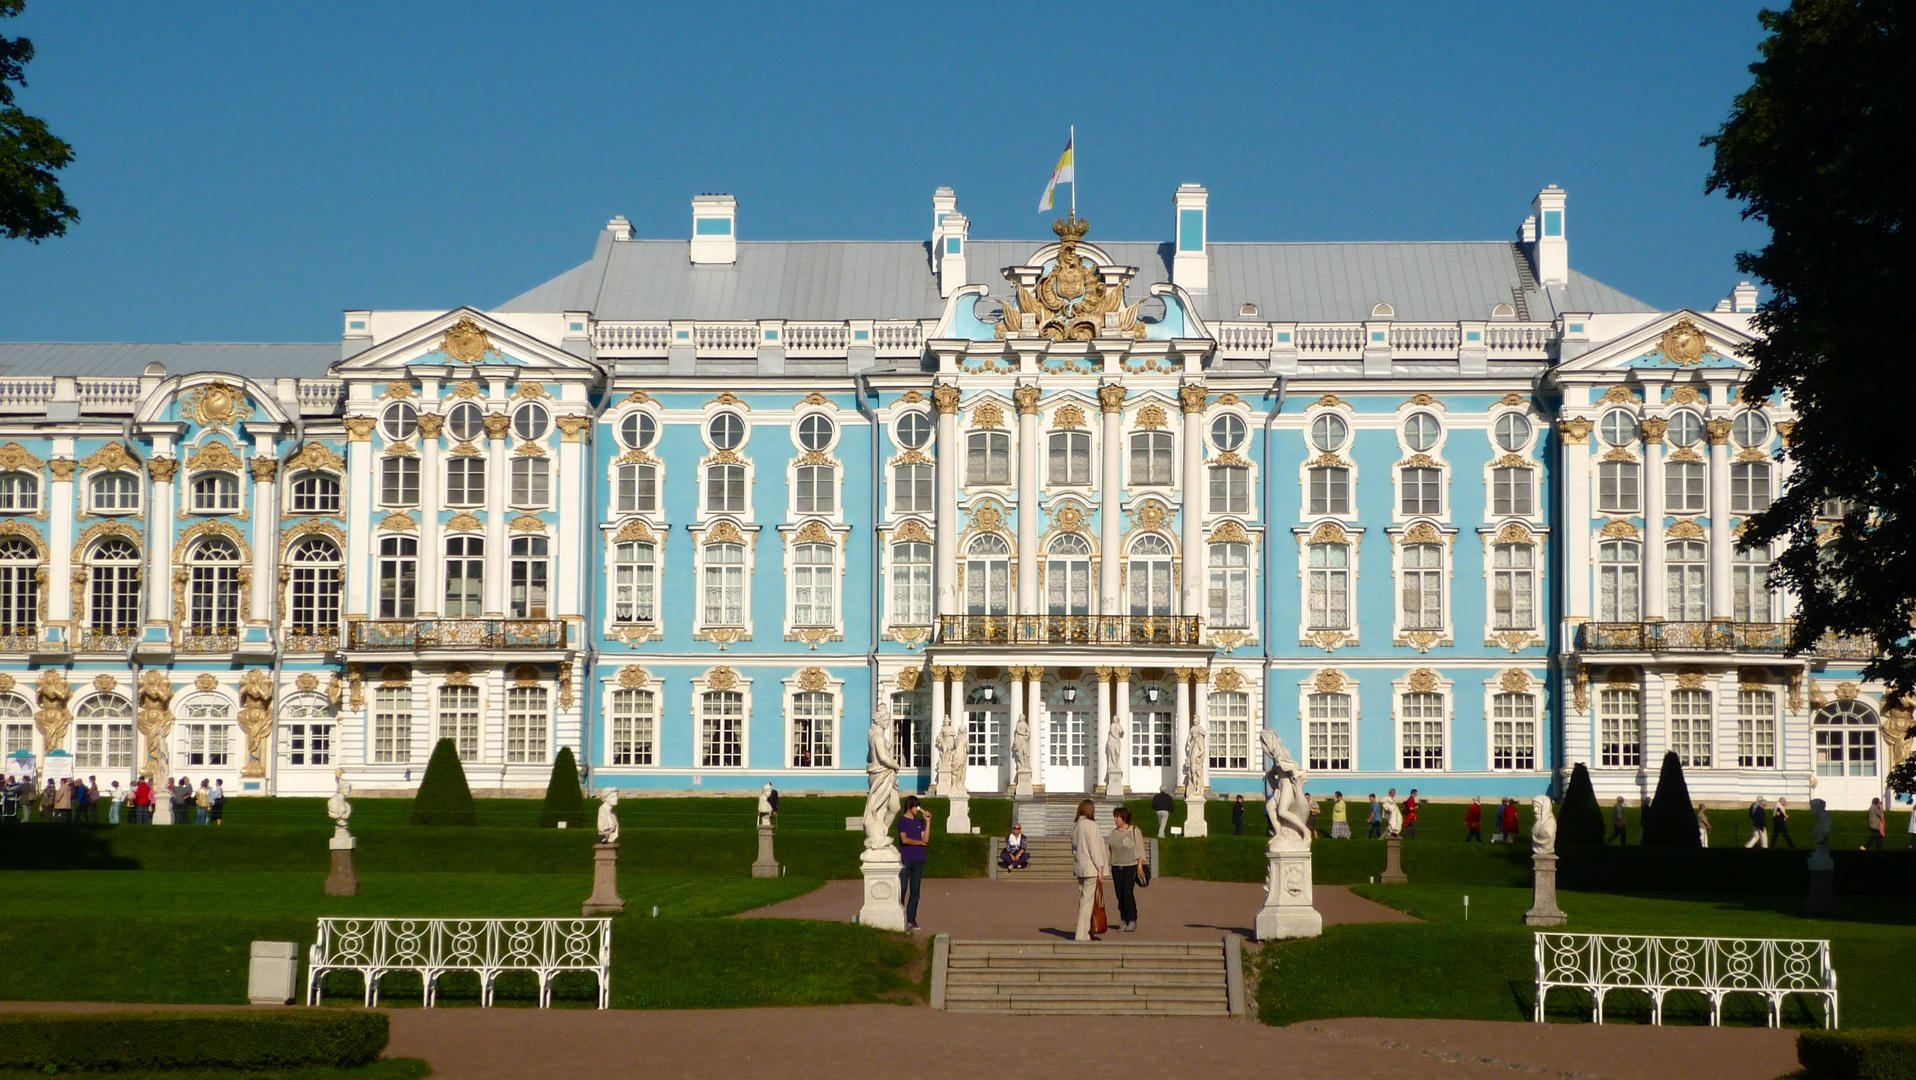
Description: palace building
0,184,1896,808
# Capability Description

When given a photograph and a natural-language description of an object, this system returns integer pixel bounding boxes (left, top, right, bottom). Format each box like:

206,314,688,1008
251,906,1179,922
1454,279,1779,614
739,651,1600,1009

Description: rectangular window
510,458,550,508
1307,543,1349,630
4,722,33,757
966,706,1001,766
1208,542,1251,628
1731,462,1773,514
1400,467,1442,516
967,432,1010,486
1130,432,1173,486
1598,542,1641,623
701,690,744,767
795,464,836,514
444,458,485,507
892,692,931,768
1491,466,1532,517
74,723,104,768
891,542,933,625
378,538,417,620
1598,688,1642,767
1210,466,1250,514
1669,688,1713,768
706,464,747,514
610,689,656,767
373,687,412,764
1400,544,1444,631
1208,692,1250,771
1492,544,1535,630
1734,548,1774,623
893,463,933,513
791,691,834,767
284,723,332,767
505,686,549,764
613,542,656,625
443,537,484,618
380,457,419,507
792,544,836,626
181,723,232,767
616,464,657,515
1737,689,1777,768
438,684,481,762
1131,709,1171,766
1491,692,1537,771
1306,692,1352,771
1047,431,1091,485
1399,692,1444,770
107,722,134,768
703,543,746,625
1666,461,1707,514
1598,461,1640,513
509,536,549,619
1667,541,1709,622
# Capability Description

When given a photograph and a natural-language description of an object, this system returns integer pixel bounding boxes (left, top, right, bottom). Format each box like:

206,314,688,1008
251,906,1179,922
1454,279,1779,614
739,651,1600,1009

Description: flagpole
1070,125,1076,215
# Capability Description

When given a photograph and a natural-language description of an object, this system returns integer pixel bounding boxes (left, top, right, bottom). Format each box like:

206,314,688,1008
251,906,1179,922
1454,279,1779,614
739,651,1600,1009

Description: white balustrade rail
1293,324,1366,358
0,378,55,409
76,378,143,407
783,322,851,356
297,381,346,412
308,917,613,1009
1534,933,1836,1028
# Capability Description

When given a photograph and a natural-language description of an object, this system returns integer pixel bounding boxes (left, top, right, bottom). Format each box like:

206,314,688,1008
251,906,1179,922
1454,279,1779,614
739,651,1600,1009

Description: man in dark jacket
1231,795,1245,835
1152,787,1173,838
1744,797,1770,849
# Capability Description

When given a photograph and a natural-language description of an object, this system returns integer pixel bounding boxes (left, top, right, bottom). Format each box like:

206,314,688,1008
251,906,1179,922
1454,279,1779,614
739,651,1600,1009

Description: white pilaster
930,668,950,791
935,387,960,617
557,423,584,618
1172,670,1191,795
248,450,278,625
484,414,509,617
1096,670,1113,793
47,444,75,640
1011,671,1030,797
1017,386,1039,615
1643,435,1666,620
1708,421,1733,619
1562,414,1592,620
418,422,442,616
1179,384,1206,615
346,426,374,616
1099,385,1123,614
1115,667,1132,790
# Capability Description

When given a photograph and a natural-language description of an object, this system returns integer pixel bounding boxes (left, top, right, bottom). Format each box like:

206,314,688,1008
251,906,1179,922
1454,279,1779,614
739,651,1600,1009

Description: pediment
334,308,599,376
1558,310,1753,376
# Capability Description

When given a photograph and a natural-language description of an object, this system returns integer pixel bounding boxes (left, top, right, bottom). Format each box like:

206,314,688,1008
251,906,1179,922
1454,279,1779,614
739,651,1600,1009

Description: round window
1599,409,1639,446
381,402,418,441
1732,411,1771,448
1210,414,1247,452
1666,411,1703,447
1309,414,1347,453
1493,413,1530,452
798,414,836,452
895,411,932,450
619,411,657,451
1402,412,1440,452
708,413,745,451
446,402,484,443
513,403,550,441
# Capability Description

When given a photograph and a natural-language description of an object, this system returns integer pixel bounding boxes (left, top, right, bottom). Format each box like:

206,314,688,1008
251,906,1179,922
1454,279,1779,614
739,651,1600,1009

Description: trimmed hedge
540,747,587,828
1559,845,1916,895
0,1010,387,1071
1558,763,1605,847
1801,1029,1916,1080
410,738,478,826
1643,751,1702,847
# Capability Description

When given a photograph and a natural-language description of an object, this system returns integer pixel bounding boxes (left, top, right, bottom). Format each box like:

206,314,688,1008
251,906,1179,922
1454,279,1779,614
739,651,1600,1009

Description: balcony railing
935,615,1203,647
347,619,567,651
79,629,139,652
1576,621,1882,659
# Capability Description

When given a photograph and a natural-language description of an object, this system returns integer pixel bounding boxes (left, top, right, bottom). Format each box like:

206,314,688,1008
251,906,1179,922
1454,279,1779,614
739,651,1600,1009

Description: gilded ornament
707,520,746,545
1179,383,1209,415
1658,317,1708,366
1501,393,1526,406
444,666,472,687
170,519,249,565
1601,447,1636,463
1053,403,1087,429
93,673,117,692
1705,418,1733,445
1491,522,1536,547
932,384,962,415
709,393,745,410
147,457,178,483
971,505,1003,532
415,414,445,438
1134,501,1169,532
1055,505,1084,532
1013,385,1042,416
1775,420,1795,445
892,519,932,544
1668,385,1704,406
1574,666,1591,712
81,442,141,473
1315,394,1347,409
449,441,483,458
0,673,13,691
1557,417,1595,441
0,442,43,472
237,669,275,777
1135,404,1168,430
1675,666,1708,691
1638,416,1668,443
1669,446,1705,463
899,391,925,404
295,672,319,693
378,513,418,533
383,382,416,400
994,214,1146,341
1736,447,1768,463
1401,453,1437,469
794,521,833,545
1668,520,1705,540
1600,385,1636,405
446,513,483,533
1306,521,1350,546
249,458,278,483
1209,520,1251,544
514,442,547,458
706,666,739,692
1213,669,1244,692
343,417,378,442
48,458,77,481
1313,670,1345,694
1309,630,1350,652
1211,450,1250,468
557,662,575,710
1499,669,1533,693
509,514,548,533
437,317,498,364
1738,666,1771,685
1491,453,1533,469
1403,630,1443,653
796,667,830,693
971,402,1004,429
482,413,513,440
1599,519,1640,538
1495,630,1535,654
451,381,485,400
1216,393,1242,406
179,379,253,428
1098,384,1127,413
513,382,550,401
1402,522,1443,546
1605,666,1637,688
618,666,651,691
611,518,655,543
796,449,832,466
895,667,922,691
346,665,364,709
287,442,345,472
195,673,219,692
1406,668,1440,693
1836,681,1861,703
512,665,539,687
555,415,591,441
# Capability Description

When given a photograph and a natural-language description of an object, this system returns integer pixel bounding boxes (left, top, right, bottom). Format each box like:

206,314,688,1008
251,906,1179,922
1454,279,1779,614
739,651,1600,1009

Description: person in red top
1463,796,1483,842
1403,790,1420,839
1500,798,1521,843
132,778,153,824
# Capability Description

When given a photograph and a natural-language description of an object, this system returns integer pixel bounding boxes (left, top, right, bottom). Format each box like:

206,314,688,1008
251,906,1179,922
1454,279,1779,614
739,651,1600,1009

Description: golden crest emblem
438,317,495,364
1658,317,1708,366
996,213,1146,342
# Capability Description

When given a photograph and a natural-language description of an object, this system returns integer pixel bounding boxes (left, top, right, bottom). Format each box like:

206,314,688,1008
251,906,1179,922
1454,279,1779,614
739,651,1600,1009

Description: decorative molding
1668,385,1704,405
617,666,651,690
179,380,253,428
891,519,932,545
0,442,44,472
415,414,444,438
621,390,653,406
81,442,143,473
1013,384,1042,416
1305,521,1350,546
707,392,747,411
1599,385,1636,405
1134,403,1168,430
705,520,746,545
445,512,484,533
1668,519,1705,540
1490,453,1534,469
932,384,962,415
1490,522,1537,547
1402,522,1443,546
512,664,540,687
1674,666,1708,690
1638,416,1669,443
249,457,278,483
611,518,655,543
1557,417,1594,441
513,441,547,458
1658,317,1708,366
47,458,75,482
1308,630,1351,652
706,666,740,692
1601,447,1637,463
1499,669,1533,693
899,390,925,404
1312,669,1346,694
437,317,499,364
1706,418,1734,446
795,667,831,693
171,518,249,565
1098,384,1127,413
1669,446,1706,463
555,415,591,442
1406,668,1440,693
971,401,1005,429
295,672,320,693
378,513,418,533
1052,403,1087,429
1314,394,1348,409
509,514,548,533
383,381,416,400
287,442,345,472
1599,518,1640,538
184,441,243,473
1500,393,1526,406
483,413,513,440
1208,520,1251,545
513,381,551,401
1179,383,1208,415
146,457,178,483
444,664,473,687
343,417,377,442
450,381,485,400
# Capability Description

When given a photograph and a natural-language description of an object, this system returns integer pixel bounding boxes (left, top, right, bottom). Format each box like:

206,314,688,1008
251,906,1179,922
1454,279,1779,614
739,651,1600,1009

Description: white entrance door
1813,699,1883,810
1128,683,1174,794
963,686,1008,793
1046,707,1090,793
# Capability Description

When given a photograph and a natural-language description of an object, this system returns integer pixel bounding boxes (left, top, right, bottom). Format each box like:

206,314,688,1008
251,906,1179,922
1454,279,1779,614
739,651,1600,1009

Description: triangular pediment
334,308,600,376
1557,310,1754,376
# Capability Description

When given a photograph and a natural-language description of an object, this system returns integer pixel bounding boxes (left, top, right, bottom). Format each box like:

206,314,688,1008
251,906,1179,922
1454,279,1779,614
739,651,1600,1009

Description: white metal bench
308,918,613,1009
1534,933,1837,1028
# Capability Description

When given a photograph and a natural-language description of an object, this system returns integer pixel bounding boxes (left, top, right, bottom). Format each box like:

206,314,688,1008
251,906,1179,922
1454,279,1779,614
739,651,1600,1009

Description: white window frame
444,456,486,508
1294,523,1361,646
289,470,341,515
1737,686,1779,769
1393,678,1450,772
1390,526,1454,647
373,684,414,764
1207,690,1252,772
1597,459,1641,514
505,684,551,765
1129,430,1175,488
966,430,1011,487
1485,681,1540,772
188,471,242,514
0,471,40,513
784,670,844,769
783,531,844,637
88,471,141,515
608,685,657,767
509,456,551,510
1598,685,1643,769
691,524,757,643
1047,430,1092,487
887,534,934,630
692,668,752,769
437,683,483,762
1597,539,1642,623
1481,527,1544,648
1304,689,1355,772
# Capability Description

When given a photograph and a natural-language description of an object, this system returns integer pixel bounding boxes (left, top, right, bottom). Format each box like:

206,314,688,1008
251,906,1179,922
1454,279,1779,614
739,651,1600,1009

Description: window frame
289,471,340,514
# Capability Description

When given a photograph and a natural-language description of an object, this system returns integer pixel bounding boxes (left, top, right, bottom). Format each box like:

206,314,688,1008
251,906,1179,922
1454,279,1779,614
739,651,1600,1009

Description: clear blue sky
1,0,1772,344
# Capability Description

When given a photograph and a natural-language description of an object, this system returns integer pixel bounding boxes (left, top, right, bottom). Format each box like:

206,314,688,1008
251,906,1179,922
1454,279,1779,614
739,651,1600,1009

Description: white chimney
932,187,959,245
605,215,633,241
1732,281,1759,313
937,212,970,298
690,194,737,265
1173,183,1209,292
1531,185,1568,287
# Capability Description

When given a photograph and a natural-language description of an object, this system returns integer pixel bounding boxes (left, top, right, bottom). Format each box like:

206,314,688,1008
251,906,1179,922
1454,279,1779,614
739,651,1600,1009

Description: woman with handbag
1070,799,1109,942
1107,807,1147,933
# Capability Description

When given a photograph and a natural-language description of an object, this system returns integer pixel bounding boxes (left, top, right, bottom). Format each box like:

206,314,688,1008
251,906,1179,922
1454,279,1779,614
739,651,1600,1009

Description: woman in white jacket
1070,799,1110,942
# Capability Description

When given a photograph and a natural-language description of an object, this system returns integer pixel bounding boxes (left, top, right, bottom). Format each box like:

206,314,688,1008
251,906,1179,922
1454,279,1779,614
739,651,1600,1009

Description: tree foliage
1,0,77,242
1641,752,1702,848
1704,0,1916,698
410,739,478,826
539,746,586,828
1557,763,1606,847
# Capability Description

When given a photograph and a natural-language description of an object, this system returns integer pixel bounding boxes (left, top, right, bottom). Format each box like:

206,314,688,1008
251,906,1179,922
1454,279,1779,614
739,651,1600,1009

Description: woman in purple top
897,795,931,931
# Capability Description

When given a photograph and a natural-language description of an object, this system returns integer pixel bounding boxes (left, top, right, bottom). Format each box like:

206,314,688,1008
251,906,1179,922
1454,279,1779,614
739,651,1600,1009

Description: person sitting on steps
999,824,1030,871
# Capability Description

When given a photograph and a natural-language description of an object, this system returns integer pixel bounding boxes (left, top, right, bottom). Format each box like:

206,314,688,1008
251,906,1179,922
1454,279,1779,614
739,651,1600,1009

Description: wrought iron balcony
935,614,1203,647
1575,621,1791,654
0,628,42,652
78,629,139,652
283,629,342,653
347,619,567,651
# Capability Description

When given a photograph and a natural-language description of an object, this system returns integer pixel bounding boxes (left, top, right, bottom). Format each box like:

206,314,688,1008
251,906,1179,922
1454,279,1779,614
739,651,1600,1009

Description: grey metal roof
0,343,339,380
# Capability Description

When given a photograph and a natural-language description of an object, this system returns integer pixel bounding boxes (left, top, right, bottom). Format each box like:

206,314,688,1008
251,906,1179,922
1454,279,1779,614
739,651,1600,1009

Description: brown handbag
1092,881,1109,935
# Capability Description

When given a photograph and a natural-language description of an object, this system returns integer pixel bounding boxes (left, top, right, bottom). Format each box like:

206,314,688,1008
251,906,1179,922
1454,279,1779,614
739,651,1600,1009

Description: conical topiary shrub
1641,750,1701,847
540,746,586,828
411,738,479,826
1557,763,1606,846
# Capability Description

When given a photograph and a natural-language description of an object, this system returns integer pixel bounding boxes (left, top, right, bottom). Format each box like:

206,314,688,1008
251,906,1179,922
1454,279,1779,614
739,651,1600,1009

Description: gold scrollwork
438,317,498,364
180,380,254,428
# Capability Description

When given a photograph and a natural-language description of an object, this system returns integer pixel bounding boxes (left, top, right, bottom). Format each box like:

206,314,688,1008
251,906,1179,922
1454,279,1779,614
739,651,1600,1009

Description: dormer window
189,472,241,513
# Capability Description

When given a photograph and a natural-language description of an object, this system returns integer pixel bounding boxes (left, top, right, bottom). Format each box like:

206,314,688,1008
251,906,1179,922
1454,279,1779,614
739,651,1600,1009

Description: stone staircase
933,936,1243,1015
1014,796,1124,837
993,835,1079,881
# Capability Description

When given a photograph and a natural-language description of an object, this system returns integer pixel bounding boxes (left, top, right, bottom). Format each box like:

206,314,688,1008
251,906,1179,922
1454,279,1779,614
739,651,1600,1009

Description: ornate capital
343,417,377,442
415,414,445,438
1705,417,1733,446
1637,416,1668,443
147,457,178,483
1098,383,1126,413
1557,416,1594,442
1013,384,1042,416
1179,383,1208,415
932,384,962,415
483,413,513,440
48,458,76,481
249,457,278,483
555,415,592,442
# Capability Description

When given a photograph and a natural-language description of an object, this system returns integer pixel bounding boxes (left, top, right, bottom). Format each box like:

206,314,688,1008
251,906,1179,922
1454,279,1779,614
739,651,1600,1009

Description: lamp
1063,686,1078,704
1146,686,1160,704
981,686,994,702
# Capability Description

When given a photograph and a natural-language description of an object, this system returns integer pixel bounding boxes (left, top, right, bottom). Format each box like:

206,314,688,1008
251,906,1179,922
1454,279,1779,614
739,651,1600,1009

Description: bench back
312,918,612,973
1536,933,1833,993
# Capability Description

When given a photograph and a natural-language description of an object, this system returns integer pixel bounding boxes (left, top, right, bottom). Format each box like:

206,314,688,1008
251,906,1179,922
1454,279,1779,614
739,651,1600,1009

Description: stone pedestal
1183,793,1209,839
583,842,626,915
945,795,971,835
324,831,359,897
1523,853,1568,926
153,797,173,826
858,846,907,931
1807,848,1836,916
1380,836,1408,884
1255,846,1323,940
752,823,781,878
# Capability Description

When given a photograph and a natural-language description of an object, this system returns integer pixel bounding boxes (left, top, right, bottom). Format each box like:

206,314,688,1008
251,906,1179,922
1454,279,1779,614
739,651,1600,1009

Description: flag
1039,134,1074,211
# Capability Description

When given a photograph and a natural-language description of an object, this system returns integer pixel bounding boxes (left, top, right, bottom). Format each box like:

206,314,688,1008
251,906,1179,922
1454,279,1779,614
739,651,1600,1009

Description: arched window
1666,459,1706,513
1731,461,1773,514
700,690,744,767
610,687,656,766
705,463,746,513
189,472,241,513
891,690,930,768
1208,691,1250,771
74,692,134,769
444,536,483,618
1491,692,1536,771
88,537,141,635
1044,534,1092,616
0,472,39,513
509,536,549,619
1734,544,1774,623
1814,699,1878,778
1399,691,1445,770
791,691,834,767
1306,692,1352,771
377,535,417,620
510,457,550,508
287,536,341,638
1130,431,1173,486
1667,411,1704,447
1047,431,1090,486
445,457,485,507
381,402,418,441
1208,541,1251,628
505,685,549,764
447,402,486,443
188,537,243,633
1598,540,1641,623
1308,462,1350,515
290,471,340,514
89,471,140,513
890,542,932,626
703,542,745,626
966,431,1010,486
281,693,335,766
179,693,234,767
965,534,1010,615
0,692,33,758
1128,534,1173,616
1598,460,1640,513
1210,464,1250,514
791,543,836,626
1401,543,1444,630
1492,544,1535,630
795,463,836,514
1669,688,1713,767
613,541,656,626
615,463,657,514
0,536,37,635
1666,540,1708,621
1307,543,1349,630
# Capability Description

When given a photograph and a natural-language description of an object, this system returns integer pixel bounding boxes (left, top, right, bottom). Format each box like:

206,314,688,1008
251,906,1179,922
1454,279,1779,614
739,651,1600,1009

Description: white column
248,451,278,625
1179,383,1206,616
345,420,375,617
1016,385,1039,615
556,418,585,618
47,453,75,642
1115,666,1132,791
934,386,960,617
1096,667,1113,793
1099,384,1123,614
1172,669,1191,794
417,417,443,616
1642,430,1666,620
1561,416,1593,620
484,412,510,617
1707,419,1733,619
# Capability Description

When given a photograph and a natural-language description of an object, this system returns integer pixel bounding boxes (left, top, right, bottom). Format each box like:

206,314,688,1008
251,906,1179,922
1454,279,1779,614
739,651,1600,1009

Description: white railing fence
1534,933,1836,1028
308,917,613,1009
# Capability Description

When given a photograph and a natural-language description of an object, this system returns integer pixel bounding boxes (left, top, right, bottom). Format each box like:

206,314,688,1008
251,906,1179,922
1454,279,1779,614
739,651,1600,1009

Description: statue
597,788,621,844
935,716,964,796
323,768,359,897
237,669,275,778
756,782,775,827
1183,723,1209,792
1530,794,1557,856
136,670,175,781
326,769,353,832
862,711,901,850
33,669,72,753
1382,797,1404,838
1010,714,1031,789
1810,798,1834,854
1103,713,1126,793
1261,729,1311,850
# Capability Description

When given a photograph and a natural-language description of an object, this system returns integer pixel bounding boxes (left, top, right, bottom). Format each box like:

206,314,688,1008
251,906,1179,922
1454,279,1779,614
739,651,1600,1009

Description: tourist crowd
1,775,226,825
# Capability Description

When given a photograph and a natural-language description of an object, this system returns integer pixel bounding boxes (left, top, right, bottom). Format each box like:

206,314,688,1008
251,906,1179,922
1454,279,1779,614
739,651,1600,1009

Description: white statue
1103,713,1126,792
935,717,964,797
326,769,353,832
1261,729,1311,850
863,711,900,850
1382,797,1404,838
1183,723,1209,792
756,782,775,827
597,788,621,844
1530,794,1557,856
1010,714,1031,788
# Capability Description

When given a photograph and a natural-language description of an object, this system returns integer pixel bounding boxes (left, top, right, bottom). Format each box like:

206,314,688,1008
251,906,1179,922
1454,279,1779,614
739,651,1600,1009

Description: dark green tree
410,738,478,826
1641,751,1702,847
1557,763,1606,847
1,0,78,242
1704,0,1916,698
539,746,586,828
